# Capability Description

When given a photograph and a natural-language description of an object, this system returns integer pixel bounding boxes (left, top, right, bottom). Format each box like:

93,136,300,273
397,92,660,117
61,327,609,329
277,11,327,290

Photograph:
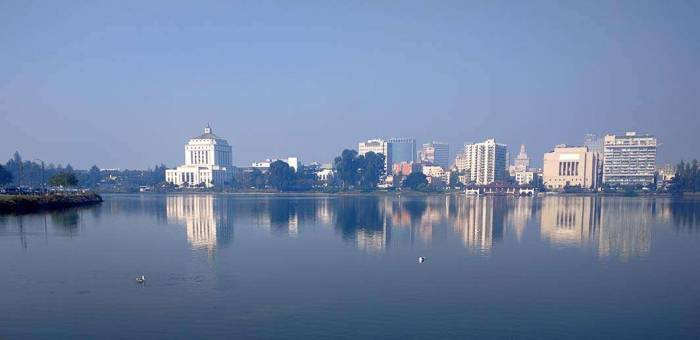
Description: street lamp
33,159,45,194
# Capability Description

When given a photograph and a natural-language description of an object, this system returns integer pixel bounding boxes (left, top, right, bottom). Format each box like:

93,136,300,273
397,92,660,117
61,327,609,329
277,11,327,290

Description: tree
268,160,295,191
156,164,167,183
5,151,23,185
359,151,385,189
334,149,360,189
449,171,462,189
403,172,428,190
0,164,13,186
671,159,700,193
87,165,101,187
48,172,79,187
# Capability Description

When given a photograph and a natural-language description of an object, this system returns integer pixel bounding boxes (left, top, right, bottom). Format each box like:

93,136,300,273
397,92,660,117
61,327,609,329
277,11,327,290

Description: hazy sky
1,0,699,169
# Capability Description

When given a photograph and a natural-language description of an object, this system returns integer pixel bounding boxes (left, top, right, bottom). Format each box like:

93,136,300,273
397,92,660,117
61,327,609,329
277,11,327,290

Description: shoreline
0,193,104,214
97,191,699,198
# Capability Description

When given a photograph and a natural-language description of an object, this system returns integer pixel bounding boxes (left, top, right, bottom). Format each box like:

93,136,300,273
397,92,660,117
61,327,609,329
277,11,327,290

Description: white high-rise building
165,125,233,187
459,138,508,185
603,132,657,186
358,139,391,171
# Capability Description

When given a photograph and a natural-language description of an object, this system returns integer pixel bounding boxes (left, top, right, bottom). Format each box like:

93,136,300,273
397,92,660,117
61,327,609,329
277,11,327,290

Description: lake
1,194,699,339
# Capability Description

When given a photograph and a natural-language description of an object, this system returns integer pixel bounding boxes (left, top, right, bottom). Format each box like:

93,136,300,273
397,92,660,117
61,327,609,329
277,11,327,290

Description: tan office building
543,145,599,190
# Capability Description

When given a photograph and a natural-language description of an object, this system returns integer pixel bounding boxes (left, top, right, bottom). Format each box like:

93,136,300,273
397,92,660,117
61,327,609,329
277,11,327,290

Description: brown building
393,161,420,176
543,145,599,190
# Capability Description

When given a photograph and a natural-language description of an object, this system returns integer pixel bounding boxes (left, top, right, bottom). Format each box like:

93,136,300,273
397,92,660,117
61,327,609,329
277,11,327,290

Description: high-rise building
459,138,508,185
543,145,599,190
420,141,450,169
454,153,469,173
513,144,530,171
359,139,391,171
165,125,233,187
584,133,604,186
602,132,657,186
388,138,416,165
584,133,604,154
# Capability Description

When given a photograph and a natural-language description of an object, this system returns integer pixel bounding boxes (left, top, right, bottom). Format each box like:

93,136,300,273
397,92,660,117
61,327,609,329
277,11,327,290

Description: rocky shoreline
0,193,103,214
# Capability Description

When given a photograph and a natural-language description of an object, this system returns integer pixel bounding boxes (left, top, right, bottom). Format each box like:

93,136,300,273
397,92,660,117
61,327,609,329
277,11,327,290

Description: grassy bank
0,193,103,214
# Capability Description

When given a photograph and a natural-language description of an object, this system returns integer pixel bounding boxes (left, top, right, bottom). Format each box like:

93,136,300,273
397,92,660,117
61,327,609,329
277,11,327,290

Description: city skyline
1,1,699,169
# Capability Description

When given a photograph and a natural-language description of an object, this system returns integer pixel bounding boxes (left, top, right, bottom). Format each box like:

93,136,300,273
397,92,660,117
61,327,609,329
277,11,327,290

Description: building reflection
450,197,506,254
160,194,693,260
540,197,600,247
507,197,534,242
539,196,654,261
596,199,650,260
166,195,232,254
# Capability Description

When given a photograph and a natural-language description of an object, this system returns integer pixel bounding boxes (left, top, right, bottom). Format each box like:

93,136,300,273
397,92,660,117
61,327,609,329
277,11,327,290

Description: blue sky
1,0,698,169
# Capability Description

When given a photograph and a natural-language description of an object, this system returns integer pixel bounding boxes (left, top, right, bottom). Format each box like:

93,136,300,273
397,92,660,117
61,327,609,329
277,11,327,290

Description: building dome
191,125,229,145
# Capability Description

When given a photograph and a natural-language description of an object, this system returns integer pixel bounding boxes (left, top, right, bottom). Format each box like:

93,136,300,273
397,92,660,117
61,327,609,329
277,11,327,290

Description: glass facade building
388,138,416,165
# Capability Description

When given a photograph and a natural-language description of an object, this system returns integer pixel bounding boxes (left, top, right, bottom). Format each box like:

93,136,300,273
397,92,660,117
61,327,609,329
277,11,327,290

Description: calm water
1,194,700,339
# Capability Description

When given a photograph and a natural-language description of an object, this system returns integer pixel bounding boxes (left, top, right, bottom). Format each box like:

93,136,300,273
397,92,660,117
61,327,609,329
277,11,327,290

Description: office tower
602,132,657,186
388,138,416,165
420,141,450,169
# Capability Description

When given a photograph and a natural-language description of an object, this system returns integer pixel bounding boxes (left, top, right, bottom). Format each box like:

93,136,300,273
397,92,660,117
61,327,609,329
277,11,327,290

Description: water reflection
166,195,233,254
667,197,700,233
133,195,700,259
334,197,388,252
50,210,80,237
597,199,652,260
3,194,700,262
539,197,652,260
540,197,600,247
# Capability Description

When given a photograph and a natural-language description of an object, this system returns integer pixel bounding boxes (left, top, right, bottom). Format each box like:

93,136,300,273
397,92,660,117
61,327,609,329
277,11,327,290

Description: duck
136,275,145,283
418,256,426,263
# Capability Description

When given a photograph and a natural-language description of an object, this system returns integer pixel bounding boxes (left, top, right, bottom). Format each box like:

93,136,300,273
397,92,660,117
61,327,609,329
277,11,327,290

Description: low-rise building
252,157,302,172
422,165,448,183
514,171,535,186
543,145,599,190
316,169,334,182
393,161,419,176
465,183,535,196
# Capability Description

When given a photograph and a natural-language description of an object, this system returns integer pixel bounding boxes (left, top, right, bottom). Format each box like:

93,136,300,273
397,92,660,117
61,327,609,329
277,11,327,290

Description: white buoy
418,256,426,263
136,275,145,283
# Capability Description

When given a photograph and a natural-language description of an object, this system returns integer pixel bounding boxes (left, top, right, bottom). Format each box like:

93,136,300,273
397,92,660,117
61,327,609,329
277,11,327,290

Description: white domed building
165,125,233,188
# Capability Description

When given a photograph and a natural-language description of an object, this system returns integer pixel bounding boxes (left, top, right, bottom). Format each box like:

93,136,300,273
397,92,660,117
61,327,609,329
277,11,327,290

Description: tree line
670,159,700,193
0,151,167,190
0,149,455,192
